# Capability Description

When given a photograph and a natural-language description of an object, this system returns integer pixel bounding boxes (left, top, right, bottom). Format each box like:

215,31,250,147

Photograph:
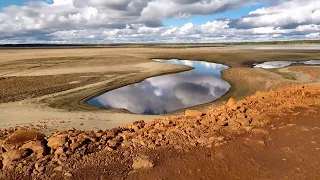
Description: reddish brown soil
126,107,320,180
0,84,319,180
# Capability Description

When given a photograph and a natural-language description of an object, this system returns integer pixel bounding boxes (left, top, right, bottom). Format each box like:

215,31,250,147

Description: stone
53,166,63,172
185,110,204,117
2,149,32,167
121,140,133,148
239,107,247,113
0,140,4,147
236,113,247,119
101,135,111,141
226,98,236,108
21,141,48,159
70,142,80,150
35,161,41,170
104,146,114,152
2,129,45,151
35,162,45,172
47,135,67,149
50,173,57,178
132,155,154,170
64,172,73,177
196,137,208,144
107,139,119,147
54,147,65,155
123,150,131,157
95,132,103,138
231,105,239,111
128,125,140,132
76,136,86,145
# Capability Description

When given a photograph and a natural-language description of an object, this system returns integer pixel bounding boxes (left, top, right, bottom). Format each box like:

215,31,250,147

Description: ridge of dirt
289,66,320,82
0,84,319,179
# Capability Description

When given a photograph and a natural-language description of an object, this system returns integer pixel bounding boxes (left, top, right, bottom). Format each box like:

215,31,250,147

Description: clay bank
89,59,230,115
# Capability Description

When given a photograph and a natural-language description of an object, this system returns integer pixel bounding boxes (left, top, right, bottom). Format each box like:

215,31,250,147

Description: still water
88,59,230,115
253,60,320,69
200,45,320,50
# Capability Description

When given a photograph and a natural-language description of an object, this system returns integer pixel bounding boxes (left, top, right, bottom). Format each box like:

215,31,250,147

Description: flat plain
0,46,320,179
1,47,320,131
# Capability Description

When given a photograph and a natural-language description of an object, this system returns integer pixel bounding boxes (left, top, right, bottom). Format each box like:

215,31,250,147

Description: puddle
253,60,320,69
199,45,320,50
88,59,230,115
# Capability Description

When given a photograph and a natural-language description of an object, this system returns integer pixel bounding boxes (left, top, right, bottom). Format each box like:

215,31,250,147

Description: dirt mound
0,84,319,179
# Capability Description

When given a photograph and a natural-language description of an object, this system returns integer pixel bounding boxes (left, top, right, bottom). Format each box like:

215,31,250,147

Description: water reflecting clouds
89,60,230,115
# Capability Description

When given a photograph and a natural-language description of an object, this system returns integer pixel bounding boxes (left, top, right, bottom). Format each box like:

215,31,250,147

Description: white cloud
232,0,320,29
0,0,319,43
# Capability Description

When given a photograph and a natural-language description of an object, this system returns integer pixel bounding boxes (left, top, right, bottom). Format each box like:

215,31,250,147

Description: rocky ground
0,84,319,180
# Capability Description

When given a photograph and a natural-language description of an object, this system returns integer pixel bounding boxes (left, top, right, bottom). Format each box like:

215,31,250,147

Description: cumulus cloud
0,0,319,43
230,0,320,29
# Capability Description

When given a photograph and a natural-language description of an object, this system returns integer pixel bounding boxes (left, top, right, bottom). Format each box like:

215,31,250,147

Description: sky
0,0,319,44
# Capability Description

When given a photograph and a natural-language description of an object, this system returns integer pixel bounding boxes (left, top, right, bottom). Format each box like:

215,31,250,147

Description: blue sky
163,4,264,27
1,1,263,27
0,0,31,7
0,0,53,7
0,0,319,43
0,1,21,6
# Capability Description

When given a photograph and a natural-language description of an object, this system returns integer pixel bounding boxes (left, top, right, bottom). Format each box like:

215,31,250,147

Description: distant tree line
0,40,319,49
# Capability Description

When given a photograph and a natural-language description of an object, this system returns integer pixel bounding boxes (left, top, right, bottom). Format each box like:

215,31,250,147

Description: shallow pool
253,60,320,69
199,45,320,50
88,59,230,115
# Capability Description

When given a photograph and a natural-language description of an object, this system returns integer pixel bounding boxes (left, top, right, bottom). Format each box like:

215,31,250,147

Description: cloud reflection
89,60,230,115
253,60,320,69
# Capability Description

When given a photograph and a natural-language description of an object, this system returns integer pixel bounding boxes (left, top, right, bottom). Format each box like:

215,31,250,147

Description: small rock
239,106,247,113
231,105,239,111
54,147,65,155
196,137,208,144
50,173,57,178
21,141,48,159
95,133,103,138
104,146,114,152
54,166,63,172
2,149,32,167
132,155,154,170
36,166,45,172
107,139,119,147
226,98,236,108
185,110,204,117
47,135,67,149
64,172,73,177
2,129,45,151
123,150,131,157
35,161,41,171
70,142,80,150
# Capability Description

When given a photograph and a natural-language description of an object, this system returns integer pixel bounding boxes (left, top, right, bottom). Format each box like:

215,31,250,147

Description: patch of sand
278,67,314,83
0,102,164,135
289,66,320,82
